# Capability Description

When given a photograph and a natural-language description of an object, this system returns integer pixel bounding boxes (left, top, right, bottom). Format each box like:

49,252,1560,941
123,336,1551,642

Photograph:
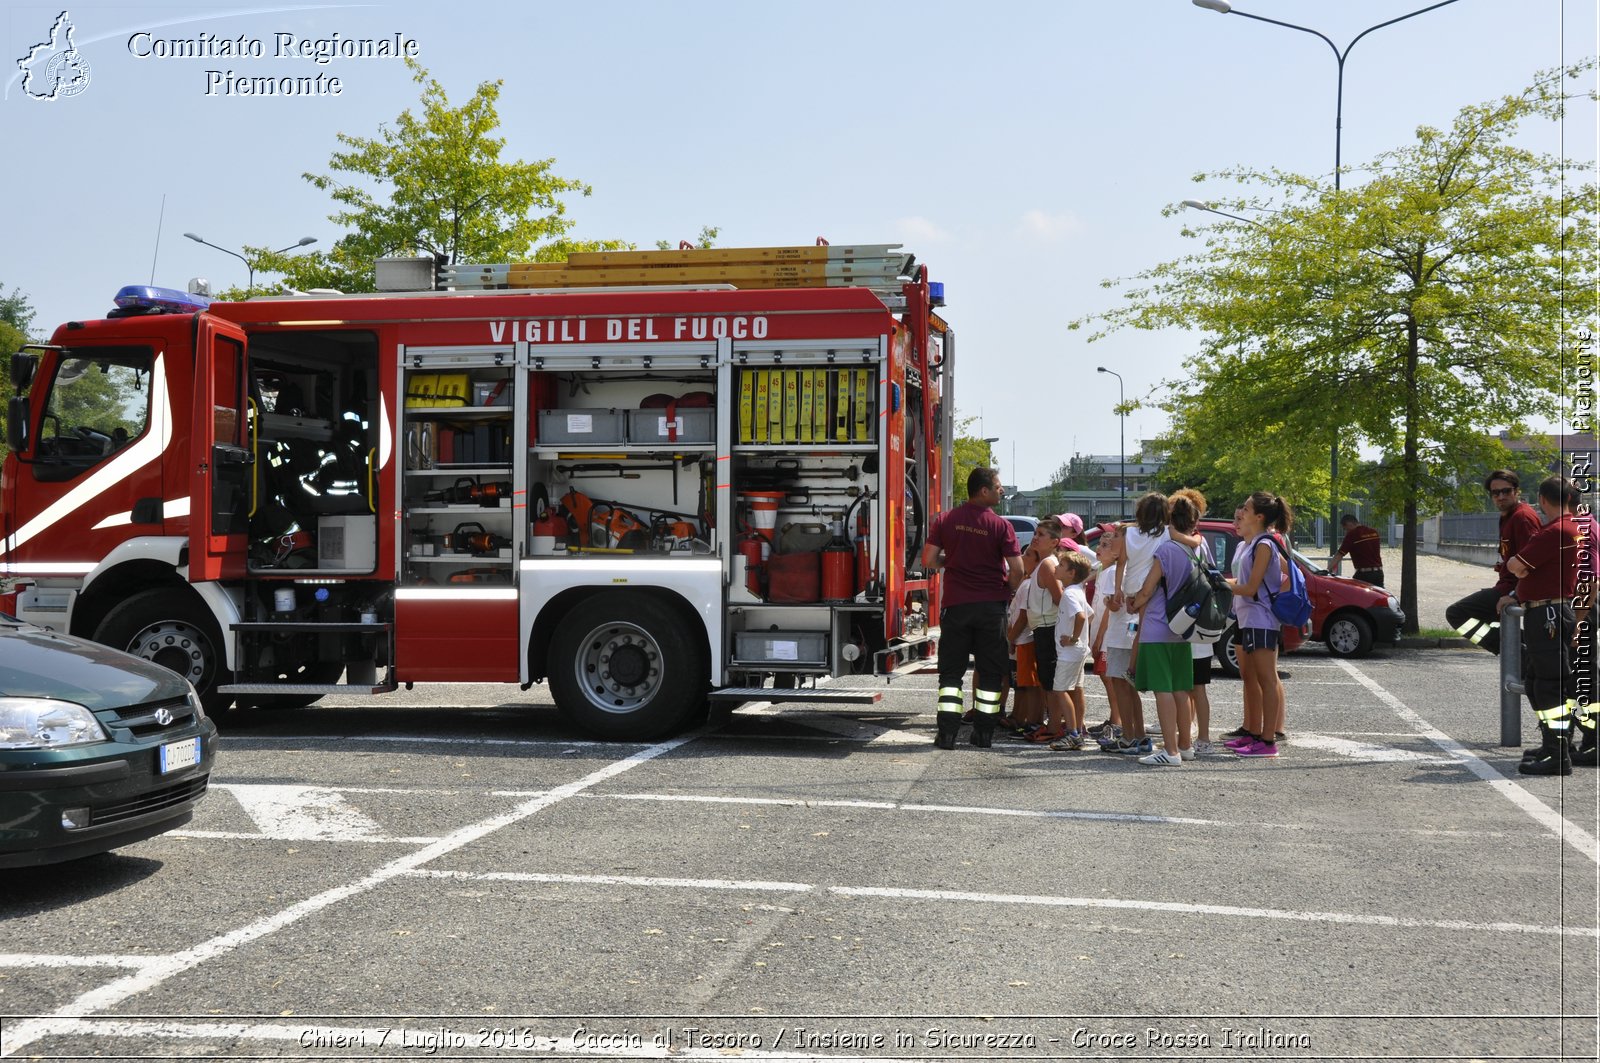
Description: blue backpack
1260,535,1312,628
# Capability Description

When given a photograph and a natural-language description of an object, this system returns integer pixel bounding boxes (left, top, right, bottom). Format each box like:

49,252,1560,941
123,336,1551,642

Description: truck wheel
1214,625,1241,678
549,592,706,740
95,589,233,717
1325,611,1374,658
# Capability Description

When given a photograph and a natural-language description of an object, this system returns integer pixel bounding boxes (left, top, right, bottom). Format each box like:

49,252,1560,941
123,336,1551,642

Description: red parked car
1082,519,1405,676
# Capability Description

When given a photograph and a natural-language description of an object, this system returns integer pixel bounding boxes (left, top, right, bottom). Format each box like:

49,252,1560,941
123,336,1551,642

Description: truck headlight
0,698,110,749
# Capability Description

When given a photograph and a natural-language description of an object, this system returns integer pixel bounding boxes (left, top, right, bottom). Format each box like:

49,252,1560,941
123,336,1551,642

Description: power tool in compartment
450,521,512,556
426,477,513,506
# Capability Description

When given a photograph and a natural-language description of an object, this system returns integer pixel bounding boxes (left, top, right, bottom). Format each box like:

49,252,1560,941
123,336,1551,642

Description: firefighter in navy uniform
922,468,1023,749
1508,476,1584,776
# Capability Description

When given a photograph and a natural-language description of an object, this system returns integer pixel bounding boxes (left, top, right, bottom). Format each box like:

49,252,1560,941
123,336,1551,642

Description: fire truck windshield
34,348,152,479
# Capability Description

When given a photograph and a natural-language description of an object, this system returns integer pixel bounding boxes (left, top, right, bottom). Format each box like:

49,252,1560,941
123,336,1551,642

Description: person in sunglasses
1446,469,1542,655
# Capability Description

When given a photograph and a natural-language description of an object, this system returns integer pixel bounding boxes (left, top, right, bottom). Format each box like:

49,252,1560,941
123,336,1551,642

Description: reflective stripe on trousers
1456,618,1497,644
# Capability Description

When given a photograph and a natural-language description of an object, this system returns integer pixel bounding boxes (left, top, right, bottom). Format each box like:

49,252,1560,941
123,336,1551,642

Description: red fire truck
0,245,953,738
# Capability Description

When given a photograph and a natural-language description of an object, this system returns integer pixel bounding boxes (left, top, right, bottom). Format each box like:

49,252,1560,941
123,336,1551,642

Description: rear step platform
708,687,882,705
219,682,397,695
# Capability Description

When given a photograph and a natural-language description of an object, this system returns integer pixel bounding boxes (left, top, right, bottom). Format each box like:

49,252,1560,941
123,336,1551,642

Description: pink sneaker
1224,735,1255,750
1234,739,1279,758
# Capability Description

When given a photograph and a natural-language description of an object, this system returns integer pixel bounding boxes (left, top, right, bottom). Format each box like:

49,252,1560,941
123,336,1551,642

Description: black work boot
969,715,996,748
1574,729,1598,768
934,711,962,750
1519,733,1573,776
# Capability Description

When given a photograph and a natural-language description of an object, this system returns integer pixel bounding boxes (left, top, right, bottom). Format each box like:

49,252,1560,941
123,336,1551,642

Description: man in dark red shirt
923,467,1022,749
1330,515,1385,586
1507,476,1583,775
1446,469,1542,655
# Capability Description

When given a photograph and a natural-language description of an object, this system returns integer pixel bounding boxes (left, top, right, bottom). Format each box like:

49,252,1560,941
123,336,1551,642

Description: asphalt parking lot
2,640,1596,1061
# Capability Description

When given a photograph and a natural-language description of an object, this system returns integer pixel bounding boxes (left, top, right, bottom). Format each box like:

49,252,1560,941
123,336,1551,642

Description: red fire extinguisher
822,521,854,602
737,531,766,596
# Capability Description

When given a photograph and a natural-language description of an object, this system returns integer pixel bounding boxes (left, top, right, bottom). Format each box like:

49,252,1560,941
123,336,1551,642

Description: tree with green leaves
259,59,628,296
1074,63,1598,633
951,416,1001,503
0,284,39,461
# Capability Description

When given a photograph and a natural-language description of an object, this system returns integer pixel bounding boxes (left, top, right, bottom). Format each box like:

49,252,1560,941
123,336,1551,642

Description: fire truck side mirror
7,395,30,452
10,351,36,392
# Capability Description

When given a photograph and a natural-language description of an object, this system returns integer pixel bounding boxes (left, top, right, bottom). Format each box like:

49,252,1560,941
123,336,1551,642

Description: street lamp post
981,435,1001,509
184,233,317,295
1191,0,1461,547
1096,367,1126,519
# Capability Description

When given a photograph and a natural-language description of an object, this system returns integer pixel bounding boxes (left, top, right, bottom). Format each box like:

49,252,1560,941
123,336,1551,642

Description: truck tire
549,592,706,740
1324,610,1374,658
95,588,233,717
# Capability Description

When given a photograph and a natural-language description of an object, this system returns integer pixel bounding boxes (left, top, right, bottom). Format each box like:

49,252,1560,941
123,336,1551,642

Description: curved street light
1191,0,1462,546
1096,367,1126,519
184,233,317,296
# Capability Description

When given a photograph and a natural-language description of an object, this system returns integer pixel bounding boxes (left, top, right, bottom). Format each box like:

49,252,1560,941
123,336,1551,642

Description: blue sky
3,1,1593,489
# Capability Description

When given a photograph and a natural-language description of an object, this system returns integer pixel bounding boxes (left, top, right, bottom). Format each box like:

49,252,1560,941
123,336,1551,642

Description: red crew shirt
1496,502,1542,595
1513,514,1581,602
927,502,1019,607
1337,524,1383,571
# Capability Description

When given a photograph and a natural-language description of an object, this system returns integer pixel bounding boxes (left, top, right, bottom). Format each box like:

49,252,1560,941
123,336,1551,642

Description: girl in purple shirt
1224,491,1292,759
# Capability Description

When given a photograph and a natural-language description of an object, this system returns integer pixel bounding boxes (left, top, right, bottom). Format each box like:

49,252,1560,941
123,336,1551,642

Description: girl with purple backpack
1224,491,1293,759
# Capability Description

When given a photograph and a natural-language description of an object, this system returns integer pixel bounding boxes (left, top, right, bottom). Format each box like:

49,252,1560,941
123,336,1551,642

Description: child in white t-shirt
1050,550,1095,748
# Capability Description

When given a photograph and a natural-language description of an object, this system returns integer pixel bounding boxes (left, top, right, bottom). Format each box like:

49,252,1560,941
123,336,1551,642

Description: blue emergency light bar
928,281,945,307
113,285,212,313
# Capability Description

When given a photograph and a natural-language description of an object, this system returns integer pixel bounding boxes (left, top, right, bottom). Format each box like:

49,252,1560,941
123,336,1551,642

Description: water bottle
1126,617,1139,636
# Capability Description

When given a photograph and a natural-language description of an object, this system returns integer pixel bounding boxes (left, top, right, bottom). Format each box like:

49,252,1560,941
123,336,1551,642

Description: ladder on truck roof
436,243,917,298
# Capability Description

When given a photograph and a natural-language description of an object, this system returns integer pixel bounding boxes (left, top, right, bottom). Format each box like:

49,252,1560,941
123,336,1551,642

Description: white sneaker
1193,740,1215,756
1138,750,1182,766
1179,746,1195,761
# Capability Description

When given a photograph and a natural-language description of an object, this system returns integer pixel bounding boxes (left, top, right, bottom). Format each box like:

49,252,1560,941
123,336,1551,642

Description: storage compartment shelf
733,444,877,454
405,407,511,419
406,466,511,477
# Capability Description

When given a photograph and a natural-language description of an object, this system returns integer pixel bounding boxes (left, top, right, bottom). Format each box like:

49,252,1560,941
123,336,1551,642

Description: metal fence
1441,511,1498,546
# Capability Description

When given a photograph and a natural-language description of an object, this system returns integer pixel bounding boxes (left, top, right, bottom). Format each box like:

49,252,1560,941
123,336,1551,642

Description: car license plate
158,737,199,774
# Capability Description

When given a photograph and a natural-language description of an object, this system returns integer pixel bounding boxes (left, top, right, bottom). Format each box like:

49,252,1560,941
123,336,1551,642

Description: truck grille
108,697,197,737
93,776,208,826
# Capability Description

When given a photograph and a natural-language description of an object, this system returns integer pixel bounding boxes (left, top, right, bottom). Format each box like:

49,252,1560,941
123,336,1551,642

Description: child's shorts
1135,641,1193,693
1014,641,1040,688
1240,627,1281,653
1103,646,1134,682
1054,645,1088,691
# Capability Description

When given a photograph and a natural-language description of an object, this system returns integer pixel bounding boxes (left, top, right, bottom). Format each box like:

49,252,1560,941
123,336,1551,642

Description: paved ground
1373,546,1487,631
2,644,1596,1062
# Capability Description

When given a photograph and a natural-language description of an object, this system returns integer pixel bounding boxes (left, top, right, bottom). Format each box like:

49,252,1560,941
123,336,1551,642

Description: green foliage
1074,63,1600,630
951,416,999,498
655,226,721,251
270,59,630,295
0,285,38,461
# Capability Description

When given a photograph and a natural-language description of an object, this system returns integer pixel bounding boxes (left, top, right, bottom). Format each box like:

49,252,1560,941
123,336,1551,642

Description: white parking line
0,733,697,1059
602,791,1225,827
394,870,1596,939
1335,658,1600,867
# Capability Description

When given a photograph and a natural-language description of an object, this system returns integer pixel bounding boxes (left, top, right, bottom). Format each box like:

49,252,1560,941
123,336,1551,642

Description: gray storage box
627,407,714,445
537,408,626,445
732,630,828,666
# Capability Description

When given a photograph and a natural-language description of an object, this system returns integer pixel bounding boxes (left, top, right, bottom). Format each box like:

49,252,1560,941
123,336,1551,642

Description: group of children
994,488,1293,765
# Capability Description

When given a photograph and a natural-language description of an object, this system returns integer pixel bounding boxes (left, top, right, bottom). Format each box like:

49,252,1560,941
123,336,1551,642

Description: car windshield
1291,547,1327,575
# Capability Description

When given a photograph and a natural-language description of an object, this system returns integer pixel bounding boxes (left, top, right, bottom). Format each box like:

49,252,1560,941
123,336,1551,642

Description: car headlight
0,698,110,749
1387,595,1401,614
186,687,207,721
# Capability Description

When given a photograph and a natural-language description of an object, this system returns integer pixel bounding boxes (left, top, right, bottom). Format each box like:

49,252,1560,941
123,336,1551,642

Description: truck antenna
148,194,166,285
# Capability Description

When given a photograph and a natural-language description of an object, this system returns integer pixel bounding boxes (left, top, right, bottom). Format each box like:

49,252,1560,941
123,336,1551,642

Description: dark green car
0,615,216,867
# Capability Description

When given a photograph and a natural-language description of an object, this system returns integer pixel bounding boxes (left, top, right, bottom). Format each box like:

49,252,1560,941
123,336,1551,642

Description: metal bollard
1500,605,1524,747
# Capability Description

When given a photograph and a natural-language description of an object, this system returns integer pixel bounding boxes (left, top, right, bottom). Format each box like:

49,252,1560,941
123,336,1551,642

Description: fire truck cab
1,246,953,739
